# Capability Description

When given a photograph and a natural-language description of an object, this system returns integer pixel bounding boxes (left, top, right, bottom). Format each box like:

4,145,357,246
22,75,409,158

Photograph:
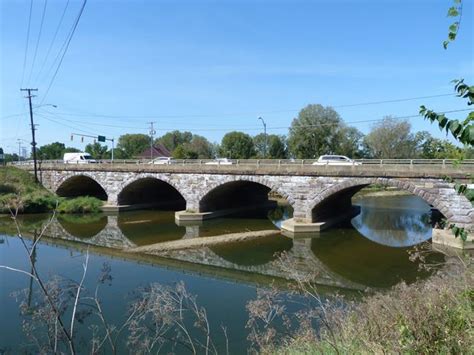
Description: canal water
0,194,444,353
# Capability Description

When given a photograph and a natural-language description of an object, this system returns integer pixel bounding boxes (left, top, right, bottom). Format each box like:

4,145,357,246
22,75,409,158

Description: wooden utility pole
21,88,39,182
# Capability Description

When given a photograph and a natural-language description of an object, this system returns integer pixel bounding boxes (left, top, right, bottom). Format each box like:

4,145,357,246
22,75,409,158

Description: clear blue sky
1,0,473,154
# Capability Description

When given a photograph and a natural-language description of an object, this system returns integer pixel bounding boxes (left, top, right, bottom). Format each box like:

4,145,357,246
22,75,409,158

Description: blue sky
1,0,473,154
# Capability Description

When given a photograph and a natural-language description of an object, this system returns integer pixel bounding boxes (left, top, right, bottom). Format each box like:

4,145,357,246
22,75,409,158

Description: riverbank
0,166,103,214
269,256,473,354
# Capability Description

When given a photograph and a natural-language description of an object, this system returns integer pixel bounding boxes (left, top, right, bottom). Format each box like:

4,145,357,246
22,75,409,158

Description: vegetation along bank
0,167,102,214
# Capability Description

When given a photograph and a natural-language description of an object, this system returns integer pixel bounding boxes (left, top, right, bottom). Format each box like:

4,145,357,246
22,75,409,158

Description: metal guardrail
8,158,474,167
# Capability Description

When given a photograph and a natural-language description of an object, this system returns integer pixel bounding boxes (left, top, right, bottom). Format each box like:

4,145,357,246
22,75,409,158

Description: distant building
137,144,171,159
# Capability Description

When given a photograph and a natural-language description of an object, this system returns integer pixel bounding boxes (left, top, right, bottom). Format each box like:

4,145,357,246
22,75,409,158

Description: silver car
312,155,361,166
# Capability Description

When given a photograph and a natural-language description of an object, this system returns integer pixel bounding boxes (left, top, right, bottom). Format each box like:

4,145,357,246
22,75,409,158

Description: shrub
57,197,103,214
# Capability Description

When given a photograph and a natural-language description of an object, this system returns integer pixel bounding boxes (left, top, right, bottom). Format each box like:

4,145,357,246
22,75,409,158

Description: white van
63,152,97,164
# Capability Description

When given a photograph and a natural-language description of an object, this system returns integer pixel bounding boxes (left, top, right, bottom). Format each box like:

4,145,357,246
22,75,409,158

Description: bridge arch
306,178,448,223
56,174,108,200
118,175,186,210
198,176,294,213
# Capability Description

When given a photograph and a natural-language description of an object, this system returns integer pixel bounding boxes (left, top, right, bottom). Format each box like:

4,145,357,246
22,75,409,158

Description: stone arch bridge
28,162,474,246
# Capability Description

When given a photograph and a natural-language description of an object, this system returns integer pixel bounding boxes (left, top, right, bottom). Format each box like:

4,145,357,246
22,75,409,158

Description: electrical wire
40,0,87,104
27,0,48,85
20,0,34,87
34,0,71,85
33,108,471,133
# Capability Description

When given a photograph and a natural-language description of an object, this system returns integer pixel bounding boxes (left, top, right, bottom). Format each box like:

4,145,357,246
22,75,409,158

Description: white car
148,157,174,165
312,155,361,166
205,158,233,165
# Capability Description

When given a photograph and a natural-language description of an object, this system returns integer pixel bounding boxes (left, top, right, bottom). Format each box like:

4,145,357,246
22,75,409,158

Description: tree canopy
117,134,150,158
220,131,255,159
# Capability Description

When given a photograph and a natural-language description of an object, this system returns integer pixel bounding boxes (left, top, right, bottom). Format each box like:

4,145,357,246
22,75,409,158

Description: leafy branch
443,0,463,49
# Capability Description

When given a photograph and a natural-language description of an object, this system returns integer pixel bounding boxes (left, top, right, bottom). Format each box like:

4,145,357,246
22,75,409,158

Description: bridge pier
281,205,360,236
175,201,278,222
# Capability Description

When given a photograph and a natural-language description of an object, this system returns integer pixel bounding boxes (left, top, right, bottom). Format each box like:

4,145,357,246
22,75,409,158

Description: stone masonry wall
39,170,474,230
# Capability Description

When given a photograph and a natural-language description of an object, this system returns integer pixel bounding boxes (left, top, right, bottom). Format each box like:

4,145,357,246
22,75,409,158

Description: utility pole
148,122,156,160
16,139,22,162
258,117,267,159
21,88,39,182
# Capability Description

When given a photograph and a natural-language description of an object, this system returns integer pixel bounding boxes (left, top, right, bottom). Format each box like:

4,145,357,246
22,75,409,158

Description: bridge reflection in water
2,195,442,291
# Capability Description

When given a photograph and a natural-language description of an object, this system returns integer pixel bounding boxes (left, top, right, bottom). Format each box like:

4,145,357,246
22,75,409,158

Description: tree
336,126,365,158
363,117,416,158
186,135,213,158
37,142,65,160
287,104,345,159
156,131,193,152
117,134,150,158
253,134,287,159
414,131,464,159
220,131,255,159
37,142,80,160
85,143,109,159
172,145,198,159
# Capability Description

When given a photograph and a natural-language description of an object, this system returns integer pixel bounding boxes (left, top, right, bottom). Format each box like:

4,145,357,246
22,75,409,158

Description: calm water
0,195,444,353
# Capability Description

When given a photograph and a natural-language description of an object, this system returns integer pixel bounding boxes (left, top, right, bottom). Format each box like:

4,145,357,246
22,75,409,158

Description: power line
27,0,48,85
33,108,471,133
40,0,88,104
35,113,98,135
35,0,71,85
20,0,34,87
46,93,456,120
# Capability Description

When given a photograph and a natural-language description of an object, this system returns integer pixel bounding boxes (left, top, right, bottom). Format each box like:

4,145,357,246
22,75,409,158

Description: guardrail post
199,160,202,165
301,159,304,167
380,159,383,166
257,160,260,167
442,159,446,168
237,159,239,165
183,159,186,166
278,159,281,168
410,159,413,169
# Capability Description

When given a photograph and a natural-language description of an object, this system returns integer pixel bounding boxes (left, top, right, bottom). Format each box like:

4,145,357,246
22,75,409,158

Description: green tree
415,131,464,159
287,104,344,159
117,134,150,158
172,145,198,159
336,126,365,158
363,117,416,158
37,142,66,160
186,135,213,158
253,134,287,159
85,143,109,159
156,131,193,152
220,131,255,159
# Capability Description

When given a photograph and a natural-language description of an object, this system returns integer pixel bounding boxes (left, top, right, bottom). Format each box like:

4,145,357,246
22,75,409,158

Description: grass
269,262,473,354
0,167,103,214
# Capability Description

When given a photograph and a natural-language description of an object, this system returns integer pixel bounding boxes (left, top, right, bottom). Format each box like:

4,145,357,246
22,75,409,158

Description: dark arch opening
199,181,275,214
118,178,185,210
312,185,368,222
56,175,108,201
311,183,447,247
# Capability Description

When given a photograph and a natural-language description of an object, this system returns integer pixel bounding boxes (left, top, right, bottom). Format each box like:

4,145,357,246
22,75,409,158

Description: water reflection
210,234,292,266
352,195,432,247
0,195,444,290
58,214,108,239
118,210,185,245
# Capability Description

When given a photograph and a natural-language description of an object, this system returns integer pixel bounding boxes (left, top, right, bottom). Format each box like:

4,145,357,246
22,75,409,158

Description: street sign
98,135,106,142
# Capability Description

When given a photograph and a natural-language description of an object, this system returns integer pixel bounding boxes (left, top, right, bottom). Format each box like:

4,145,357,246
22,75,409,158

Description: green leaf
447,7,459,17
